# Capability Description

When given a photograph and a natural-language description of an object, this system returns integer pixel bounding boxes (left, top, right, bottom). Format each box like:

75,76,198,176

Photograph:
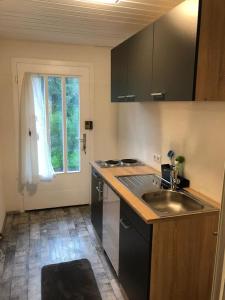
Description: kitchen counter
90,161,220,224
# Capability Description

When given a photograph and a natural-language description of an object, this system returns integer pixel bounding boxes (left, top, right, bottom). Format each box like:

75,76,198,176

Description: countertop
90,162,220,224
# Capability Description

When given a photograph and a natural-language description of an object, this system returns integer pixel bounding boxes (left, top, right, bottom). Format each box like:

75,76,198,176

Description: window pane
48,76,64,172
66,77,80,172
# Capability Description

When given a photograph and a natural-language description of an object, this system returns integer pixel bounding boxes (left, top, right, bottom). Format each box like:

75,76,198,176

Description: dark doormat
41,259,102,300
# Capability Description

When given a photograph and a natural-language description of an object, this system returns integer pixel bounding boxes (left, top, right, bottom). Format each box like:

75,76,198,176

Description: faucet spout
170,165,179,191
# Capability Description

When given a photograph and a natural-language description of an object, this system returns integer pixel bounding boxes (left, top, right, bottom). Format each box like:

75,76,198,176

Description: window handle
80,133,87,154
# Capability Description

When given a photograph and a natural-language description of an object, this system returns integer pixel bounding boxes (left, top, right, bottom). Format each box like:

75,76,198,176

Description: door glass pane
48,76,64,172
66,77,80,172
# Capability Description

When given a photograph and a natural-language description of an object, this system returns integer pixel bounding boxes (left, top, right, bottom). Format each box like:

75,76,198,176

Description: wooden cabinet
196,0,225,101
150,213,219,300
111,0,200,102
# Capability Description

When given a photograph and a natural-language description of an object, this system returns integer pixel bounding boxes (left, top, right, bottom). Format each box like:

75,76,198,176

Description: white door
15,61,92,210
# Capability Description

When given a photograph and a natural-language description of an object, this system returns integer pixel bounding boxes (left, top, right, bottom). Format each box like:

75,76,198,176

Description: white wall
0,38,118,211
118,101,225,202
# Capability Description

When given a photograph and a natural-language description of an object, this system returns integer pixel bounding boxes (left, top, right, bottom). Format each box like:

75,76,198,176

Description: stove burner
95,158,144,168
121,159,139,166
105,160,120,167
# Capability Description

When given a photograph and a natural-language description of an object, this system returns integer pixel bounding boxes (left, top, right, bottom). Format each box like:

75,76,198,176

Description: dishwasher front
102,183,120,275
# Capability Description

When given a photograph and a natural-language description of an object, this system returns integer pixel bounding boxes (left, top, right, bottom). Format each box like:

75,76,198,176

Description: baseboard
0,213,7,235
0,210,20,235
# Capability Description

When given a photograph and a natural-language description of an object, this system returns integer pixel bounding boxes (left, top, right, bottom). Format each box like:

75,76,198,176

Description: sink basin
142,190,204,215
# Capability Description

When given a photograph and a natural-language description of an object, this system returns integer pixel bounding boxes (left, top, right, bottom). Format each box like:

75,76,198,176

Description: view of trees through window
48,76,80,173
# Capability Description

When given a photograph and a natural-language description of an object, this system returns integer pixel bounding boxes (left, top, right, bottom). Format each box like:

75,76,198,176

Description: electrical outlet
156,154,161,163
153,153,161,164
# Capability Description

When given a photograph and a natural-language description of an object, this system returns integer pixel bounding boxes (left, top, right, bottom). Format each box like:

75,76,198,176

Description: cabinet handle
92,172,100,179
150,92,165,97
117,96,126,99
96,186,103,193
120,218,130,230
213,232,218,236
126,95,136,98
96,186,103,202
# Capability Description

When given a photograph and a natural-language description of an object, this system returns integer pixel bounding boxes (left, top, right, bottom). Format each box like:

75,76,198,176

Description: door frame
12,58,95,211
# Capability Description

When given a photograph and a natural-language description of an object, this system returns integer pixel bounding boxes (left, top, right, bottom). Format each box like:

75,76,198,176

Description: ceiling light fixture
91,0,120,4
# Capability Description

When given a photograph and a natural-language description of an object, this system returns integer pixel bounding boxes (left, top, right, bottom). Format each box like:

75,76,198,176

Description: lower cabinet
91,168,104,242
119,199,153,300
91,168,218,300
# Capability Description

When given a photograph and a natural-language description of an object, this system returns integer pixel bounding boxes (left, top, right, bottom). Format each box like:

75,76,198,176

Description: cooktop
95,159,145,168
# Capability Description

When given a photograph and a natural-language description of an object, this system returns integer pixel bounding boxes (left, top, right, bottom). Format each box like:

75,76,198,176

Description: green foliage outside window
48,76,80,173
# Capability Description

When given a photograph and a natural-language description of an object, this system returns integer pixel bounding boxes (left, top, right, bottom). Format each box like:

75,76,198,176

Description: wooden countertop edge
90,162,220,224
184,187,220,209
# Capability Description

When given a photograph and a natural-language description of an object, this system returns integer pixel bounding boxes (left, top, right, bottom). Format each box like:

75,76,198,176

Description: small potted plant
175,155,185,177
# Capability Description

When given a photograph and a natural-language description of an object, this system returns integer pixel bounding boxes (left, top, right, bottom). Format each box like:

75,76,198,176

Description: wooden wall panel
196,0,225,101
150,213,219,300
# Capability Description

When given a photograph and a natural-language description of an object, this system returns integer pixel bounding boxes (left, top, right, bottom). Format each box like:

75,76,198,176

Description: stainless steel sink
117,174,215,217
142,190,204,215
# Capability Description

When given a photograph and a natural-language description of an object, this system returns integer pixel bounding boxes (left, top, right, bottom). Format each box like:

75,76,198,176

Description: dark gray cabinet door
119,200,152,300
127,25,154,101
91,169,103,241
111,41,128,102
152,1,199,101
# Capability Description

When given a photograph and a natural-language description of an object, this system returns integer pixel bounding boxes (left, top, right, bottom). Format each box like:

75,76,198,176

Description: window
44,75,80,173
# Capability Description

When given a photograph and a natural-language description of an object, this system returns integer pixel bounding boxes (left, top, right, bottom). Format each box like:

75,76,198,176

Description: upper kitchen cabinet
111,0,201,102
127,25,154,102
111,24,154,102
152,1,199,101
111,41,128,102
196,0,225,101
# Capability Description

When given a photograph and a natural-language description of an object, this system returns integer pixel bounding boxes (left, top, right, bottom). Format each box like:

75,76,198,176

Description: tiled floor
0,206,124,300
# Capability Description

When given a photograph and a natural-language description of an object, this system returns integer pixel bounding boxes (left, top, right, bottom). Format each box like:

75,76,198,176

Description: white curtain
20,73,54,188
32,76,54,181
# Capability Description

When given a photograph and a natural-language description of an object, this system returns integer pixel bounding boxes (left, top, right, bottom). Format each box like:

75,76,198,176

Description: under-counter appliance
102,183,120,275
96,158,144,168
91,168,104,242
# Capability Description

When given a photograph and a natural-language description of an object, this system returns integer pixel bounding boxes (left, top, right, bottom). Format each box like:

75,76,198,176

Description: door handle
80,133,87,154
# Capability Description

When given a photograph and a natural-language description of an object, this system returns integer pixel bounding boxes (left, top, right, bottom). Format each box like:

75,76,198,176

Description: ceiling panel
0,0,183,47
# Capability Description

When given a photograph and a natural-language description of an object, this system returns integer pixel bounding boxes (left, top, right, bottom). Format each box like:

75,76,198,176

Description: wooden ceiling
0,0,183,47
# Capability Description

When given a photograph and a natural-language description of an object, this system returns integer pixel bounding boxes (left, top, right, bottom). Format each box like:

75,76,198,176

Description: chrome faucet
170,165,179,191
167,150,180,191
